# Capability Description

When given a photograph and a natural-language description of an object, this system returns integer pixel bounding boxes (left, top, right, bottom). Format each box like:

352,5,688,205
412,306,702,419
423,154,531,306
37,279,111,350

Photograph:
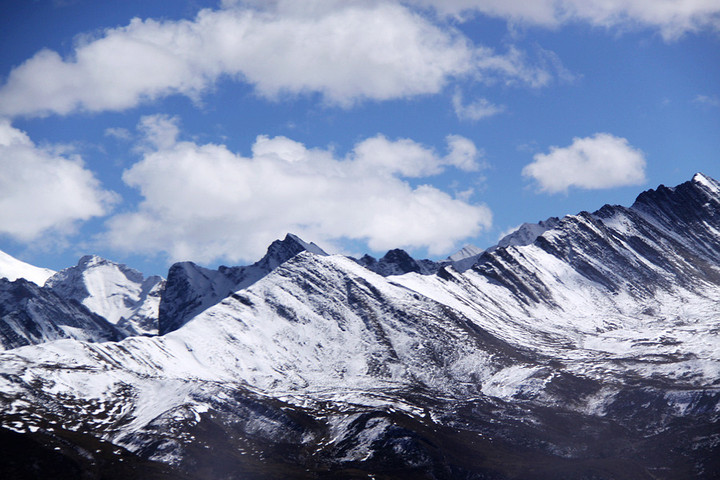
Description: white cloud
444,134,485,171
137,114,181,151
694,94,720,107
0,120,115,241
522,133,646,193
103,116,492,263
351,133,483,177
411,0,720,39
104,127,132,141
452,89,505,121
0,2,560,117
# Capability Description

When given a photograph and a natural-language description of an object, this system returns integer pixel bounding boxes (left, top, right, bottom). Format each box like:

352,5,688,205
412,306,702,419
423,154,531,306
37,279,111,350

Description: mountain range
0,173,719,479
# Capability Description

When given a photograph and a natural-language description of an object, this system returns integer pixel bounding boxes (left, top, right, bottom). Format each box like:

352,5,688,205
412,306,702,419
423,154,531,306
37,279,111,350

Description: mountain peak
446,245,484,263
256,233,327,271
691,172,720,194
45,255,163,335
381,249,418,272
159,235,327,335
445,244,485,272
283,233,328,255
497,217,561,250
357,248,440,276
77,254,104,266
632,173,720,216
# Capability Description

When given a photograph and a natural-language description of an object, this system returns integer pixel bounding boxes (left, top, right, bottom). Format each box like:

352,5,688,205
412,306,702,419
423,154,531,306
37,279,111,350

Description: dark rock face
0,277,122,349
357,248,440,276
158,261,233,335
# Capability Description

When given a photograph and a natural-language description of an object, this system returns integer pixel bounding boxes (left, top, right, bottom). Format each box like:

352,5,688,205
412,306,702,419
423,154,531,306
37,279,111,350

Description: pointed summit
632,173,720,218
46,255,164,336
446,245,483,263
381,249,422,274
256,233,328,271
446,244,485,272
357,248,439,276
691,172,720,195
159,234,327,335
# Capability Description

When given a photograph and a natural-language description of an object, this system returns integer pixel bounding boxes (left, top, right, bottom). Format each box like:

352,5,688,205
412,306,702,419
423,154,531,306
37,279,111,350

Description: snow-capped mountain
446,244,483,262
496,216,560,249
0,250,55,285
0,277,122,350
46,255,164,336
159,233,328,334
1,174,719,479
356,248,439,276
444,244,484,272
393,173,720,385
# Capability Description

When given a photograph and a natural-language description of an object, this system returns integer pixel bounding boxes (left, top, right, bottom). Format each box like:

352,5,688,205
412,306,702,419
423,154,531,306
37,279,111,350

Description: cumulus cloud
411,0,720,39
0,2,561,117
0,120,115,241
103,116,492,263
452,89,505,121
522,133,646,193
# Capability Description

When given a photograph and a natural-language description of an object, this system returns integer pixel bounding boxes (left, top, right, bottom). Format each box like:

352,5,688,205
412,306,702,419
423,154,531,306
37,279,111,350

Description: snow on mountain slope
0,250,55,286
6,252,518,397
159,233,328,334
496,217,560,249
445,244,484,272
0,277,123,350
442,218,560,273
0,250,529,467
447,245,483,263
45,256,165,336
167,253,517,395
390,173,720,389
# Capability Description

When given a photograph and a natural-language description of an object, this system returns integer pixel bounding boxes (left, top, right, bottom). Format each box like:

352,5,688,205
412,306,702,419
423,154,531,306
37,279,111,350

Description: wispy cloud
410,0,720,39
694,94,720,108
104,127,132,141
452,89,505,121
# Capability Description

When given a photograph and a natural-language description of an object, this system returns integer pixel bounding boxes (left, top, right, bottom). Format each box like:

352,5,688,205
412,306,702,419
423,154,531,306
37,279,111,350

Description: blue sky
1,0,719,276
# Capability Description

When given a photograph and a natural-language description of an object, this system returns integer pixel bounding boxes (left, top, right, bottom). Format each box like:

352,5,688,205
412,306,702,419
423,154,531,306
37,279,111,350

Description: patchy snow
481,365,547,400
